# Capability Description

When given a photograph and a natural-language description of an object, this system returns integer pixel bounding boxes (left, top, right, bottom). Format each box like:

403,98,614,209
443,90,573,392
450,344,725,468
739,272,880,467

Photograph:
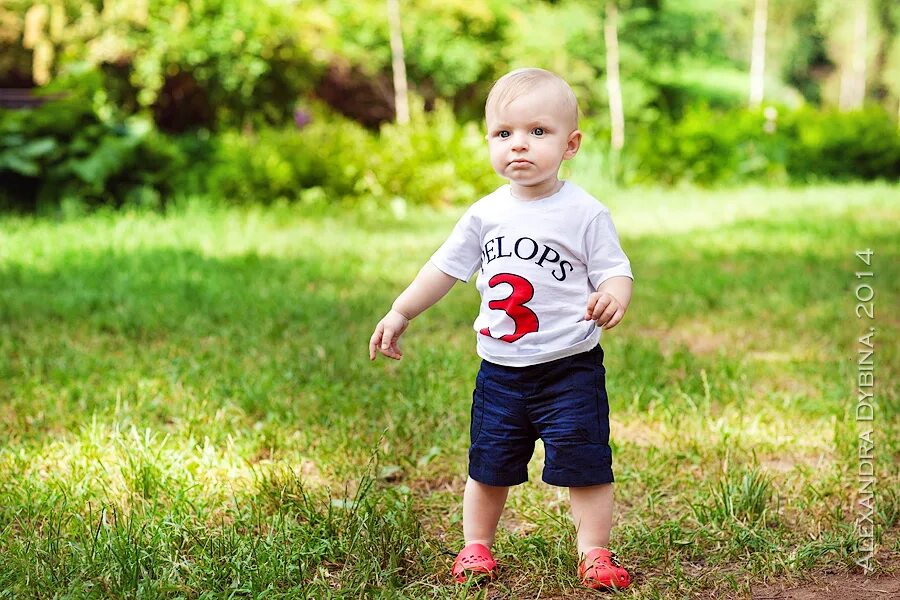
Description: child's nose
511,132,528,150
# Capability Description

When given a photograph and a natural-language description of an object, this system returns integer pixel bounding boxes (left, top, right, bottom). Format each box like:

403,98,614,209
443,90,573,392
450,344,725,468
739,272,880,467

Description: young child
368,67,633,590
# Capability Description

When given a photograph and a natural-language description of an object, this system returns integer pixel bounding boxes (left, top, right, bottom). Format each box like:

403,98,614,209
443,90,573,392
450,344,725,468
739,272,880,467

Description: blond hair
485,68,579,130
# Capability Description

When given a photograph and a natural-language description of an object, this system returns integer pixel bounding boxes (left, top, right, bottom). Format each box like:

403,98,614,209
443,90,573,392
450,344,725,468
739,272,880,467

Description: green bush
780,107,900,181
1,88,498,211
367,101,496,205
205,108,374,205
5,0,325,131
204,101,497,206
5,88,897,213
629,106,775,185
0,85,186,212
629,105,900,186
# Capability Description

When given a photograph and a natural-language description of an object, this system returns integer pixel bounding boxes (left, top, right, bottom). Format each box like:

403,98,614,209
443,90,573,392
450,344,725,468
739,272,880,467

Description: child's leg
569,483,614,556
463,477,509,547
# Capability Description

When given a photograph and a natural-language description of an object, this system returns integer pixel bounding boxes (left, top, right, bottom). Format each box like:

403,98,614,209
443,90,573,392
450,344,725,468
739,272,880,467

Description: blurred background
1,0,898,213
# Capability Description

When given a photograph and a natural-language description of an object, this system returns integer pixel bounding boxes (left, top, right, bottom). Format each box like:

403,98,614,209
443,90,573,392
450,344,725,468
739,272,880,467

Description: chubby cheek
488,147,507,174
531,143,555,162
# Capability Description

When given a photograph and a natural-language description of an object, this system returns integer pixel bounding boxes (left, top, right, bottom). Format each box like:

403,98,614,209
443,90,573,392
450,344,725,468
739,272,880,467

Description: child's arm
369,261,458,361
584,275,633,330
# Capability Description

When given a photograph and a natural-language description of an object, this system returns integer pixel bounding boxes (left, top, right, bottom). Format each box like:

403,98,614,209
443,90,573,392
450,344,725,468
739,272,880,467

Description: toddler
369,67,633,590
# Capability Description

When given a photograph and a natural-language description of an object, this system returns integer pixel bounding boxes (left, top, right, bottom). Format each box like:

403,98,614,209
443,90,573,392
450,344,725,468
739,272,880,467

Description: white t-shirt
430,181,633,367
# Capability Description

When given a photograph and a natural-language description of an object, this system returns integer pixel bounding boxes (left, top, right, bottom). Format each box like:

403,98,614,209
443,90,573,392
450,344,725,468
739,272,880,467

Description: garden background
1,0,898,598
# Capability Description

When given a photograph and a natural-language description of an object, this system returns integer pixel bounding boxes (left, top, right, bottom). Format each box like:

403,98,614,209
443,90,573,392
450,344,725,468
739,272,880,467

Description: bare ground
751,571,900,600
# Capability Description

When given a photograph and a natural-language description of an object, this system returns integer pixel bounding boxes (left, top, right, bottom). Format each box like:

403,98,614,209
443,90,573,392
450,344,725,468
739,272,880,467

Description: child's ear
563,130,582,160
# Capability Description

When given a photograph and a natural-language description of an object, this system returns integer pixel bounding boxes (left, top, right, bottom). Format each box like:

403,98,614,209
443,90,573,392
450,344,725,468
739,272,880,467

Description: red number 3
479,273,539,343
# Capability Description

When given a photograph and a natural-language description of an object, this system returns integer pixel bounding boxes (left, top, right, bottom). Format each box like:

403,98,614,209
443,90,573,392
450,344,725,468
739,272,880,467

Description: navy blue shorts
468,345,614,488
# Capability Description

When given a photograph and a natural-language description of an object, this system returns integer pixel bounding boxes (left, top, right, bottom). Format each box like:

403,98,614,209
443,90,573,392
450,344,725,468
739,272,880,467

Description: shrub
629,105,900,186
365,101,496,206
5,0,324,131
204,101,497,207
205,109,374,205
0,84,186,212
780,106,900,181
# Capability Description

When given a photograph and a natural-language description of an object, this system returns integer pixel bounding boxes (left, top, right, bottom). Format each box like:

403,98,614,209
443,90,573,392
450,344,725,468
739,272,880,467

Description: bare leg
569,483,614,557
462,477,509,547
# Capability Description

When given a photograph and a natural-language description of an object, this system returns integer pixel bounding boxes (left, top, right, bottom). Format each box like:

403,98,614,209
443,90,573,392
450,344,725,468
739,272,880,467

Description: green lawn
0,183,898,598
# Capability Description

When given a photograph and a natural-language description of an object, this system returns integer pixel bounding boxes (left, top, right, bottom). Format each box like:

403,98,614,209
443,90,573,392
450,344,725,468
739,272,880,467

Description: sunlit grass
1,183,898,598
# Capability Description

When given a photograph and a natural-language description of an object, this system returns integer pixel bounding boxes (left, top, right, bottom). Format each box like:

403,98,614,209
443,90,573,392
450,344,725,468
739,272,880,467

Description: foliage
205,101,497,207
4,92,898,211
371,101,497,205
3,0,900,131
10,0,896,130
206,112,371,205
125,0,325,129
319,0,512,118
4,0,327,129
629,106,783,185
0,75,185,212
629,104,900,185
2,0,900,208
780,105,900,180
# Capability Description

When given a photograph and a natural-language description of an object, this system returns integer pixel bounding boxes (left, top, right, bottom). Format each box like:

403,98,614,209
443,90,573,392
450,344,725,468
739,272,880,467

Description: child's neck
510,178,564,201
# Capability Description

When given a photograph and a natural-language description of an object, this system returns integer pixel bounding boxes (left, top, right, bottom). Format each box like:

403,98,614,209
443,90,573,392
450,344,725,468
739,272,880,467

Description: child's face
485,85,581,196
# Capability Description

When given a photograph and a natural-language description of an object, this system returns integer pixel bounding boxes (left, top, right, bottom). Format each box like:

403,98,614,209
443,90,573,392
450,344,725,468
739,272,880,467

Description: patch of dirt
489,592,599,599
637,322,829,366
609,416,668,448
637,323,733,356
749,375,821,403
758,452,832,473
405,473,465,494
751,572,900,599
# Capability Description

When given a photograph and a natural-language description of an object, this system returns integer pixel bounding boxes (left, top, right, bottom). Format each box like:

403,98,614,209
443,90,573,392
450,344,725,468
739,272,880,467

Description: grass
0,182,898,598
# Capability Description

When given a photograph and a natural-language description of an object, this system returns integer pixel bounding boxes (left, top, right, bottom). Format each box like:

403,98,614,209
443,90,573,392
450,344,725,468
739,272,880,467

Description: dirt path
751,572,900,599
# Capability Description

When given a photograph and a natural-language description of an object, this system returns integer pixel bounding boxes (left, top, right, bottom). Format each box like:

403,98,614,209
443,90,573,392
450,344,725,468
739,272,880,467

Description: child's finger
381,327,396,352
590,296,611,320
595,302,617,325
369,326,383,360
603,308,625,330
379,339,402,360
584,293,599,320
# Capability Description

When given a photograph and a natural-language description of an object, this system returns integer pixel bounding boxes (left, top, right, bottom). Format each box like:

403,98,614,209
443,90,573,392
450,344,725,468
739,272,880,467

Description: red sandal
451,543,497,583
579,547,631,590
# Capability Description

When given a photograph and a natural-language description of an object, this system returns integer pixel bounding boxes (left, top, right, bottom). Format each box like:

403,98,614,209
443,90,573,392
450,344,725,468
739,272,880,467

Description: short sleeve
430,205,483,282
584,210,633,290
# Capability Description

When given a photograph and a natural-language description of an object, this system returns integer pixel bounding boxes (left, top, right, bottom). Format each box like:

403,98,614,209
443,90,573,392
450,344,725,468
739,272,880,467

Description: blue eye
532,127,545,136
498,130,510,138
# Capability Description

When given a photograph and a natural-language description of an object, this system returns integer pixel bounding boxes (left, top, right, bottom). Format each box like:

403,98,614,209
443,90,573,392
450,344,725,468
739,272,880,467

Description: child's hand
369,309,410,360
584,292,625,330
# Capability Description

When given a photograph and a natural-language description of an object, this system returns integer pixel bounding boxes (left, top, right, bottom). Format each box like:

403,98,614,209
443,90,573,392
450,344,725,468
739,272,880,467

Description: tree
872,0,900,122
818,0,882,111
605,1,624,150
839,0,868,110
386,0,409,124
749,0,768,107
